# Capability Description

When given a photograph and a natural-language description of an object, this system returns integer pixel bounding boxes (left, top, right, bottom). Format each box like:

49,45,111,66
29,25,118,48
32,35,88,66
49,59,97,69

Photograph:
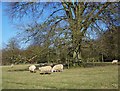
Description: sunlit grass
2,64,118,89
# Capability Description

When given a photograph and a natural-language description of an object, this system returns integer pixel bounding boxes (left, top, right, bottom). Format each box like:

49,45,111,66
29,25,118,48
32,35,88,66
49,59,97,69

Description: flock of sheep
10,59,118,74
29,64,63,74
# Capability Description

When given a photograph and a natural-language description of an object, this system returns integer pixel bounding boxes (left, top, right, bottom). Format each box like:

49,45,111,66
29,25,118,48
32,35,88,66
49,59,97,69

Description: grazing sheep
112,60,118,64
52,64,63,72
29,65,36,73
10,64,14,68
39,66,52,74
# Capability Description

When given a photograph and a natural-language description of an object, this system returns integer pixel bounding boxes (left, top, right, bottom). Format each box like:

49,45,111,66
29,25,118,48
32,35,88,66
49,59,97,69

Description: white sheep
39,66,52,74
10,64,14,68
52,64,63,72
112,60,118,64
29,65,36,73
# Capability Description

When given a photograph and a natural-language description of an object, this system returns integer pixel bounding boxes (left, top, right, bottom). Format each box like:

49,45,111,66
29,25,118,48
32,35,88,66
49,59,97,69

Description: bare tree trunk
73,39,83,66
102,54,104,62
67,59,69,69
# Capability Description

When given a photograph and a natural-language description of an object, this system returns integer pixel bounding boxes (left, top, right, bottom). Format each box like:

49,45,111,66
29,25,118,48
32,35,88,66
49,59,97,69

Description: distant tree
95,26,119,61
2,37,20,64
0,50,2,65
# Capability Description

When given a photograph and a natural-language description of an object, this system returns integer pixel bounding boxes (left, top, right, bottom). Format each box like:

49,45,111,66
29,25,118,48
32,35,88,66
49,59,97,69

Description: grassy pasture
2,64,118,89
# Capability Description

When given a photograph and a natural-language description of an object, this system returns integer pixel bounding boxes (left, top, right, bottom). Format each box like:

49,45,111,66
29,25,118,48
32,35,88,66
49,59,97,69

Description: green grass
0,66,2,90
2,64,118,89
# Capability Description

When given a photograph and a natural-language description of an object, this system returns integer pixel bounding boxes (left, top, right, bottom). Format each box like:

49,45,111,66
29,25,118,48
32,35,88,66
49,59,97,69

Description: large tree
5,1,119,63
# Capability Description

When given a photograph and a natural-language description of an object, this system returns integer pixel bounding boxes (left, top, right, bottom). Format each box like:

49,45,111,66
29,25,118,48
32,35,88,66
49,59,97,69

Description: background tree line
2,26,119,65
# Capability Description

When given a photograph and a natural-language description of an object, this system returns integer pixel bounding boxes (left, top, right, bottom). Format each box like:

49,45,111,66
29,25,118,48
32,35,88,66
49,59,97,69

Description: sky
1,2,19,49
1,2,53,49
0,2,2,49
0,2,103,50
1,1,117,49
1,2,64,49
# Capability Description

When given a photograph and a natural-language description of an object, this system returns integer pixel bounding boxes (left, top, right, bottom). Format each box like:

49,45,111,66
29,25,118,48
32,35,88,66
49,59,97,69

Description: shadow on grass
7,68,28,72
40,73,51,75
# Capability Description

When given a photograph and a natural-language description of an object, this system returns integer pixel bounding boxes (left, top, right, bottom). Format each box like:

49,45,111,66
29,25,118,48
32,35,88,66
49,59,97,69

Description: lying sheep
29,65,36,73
39,66,52,74
52,64,63,72
112,60,118,64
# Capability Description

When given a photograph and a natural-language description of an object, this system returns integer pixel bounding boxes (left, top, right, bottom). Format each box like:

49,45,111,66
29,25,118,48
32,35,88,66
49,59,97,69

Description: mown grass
2,64,118,89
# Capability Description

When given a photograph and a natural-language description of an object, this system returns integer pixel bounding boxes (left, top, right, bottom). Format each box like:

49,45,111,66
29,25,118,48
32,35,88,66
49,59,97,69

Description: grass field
2,64,118,89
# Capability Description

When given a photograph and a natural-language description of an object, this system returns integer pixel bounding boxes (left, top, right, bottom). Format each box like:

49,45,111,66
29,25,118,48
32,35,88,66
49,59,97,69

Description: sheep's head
39,67,41,71
51,69,53,72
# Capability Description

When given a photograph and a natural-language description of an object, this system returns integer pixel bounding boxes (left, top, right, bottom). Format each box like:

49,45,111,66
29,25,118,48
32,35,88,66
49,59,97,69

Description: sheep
29,65,36,73
10,64,14,68
39,66,52,74
112,60,118,64
52,64,63,72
